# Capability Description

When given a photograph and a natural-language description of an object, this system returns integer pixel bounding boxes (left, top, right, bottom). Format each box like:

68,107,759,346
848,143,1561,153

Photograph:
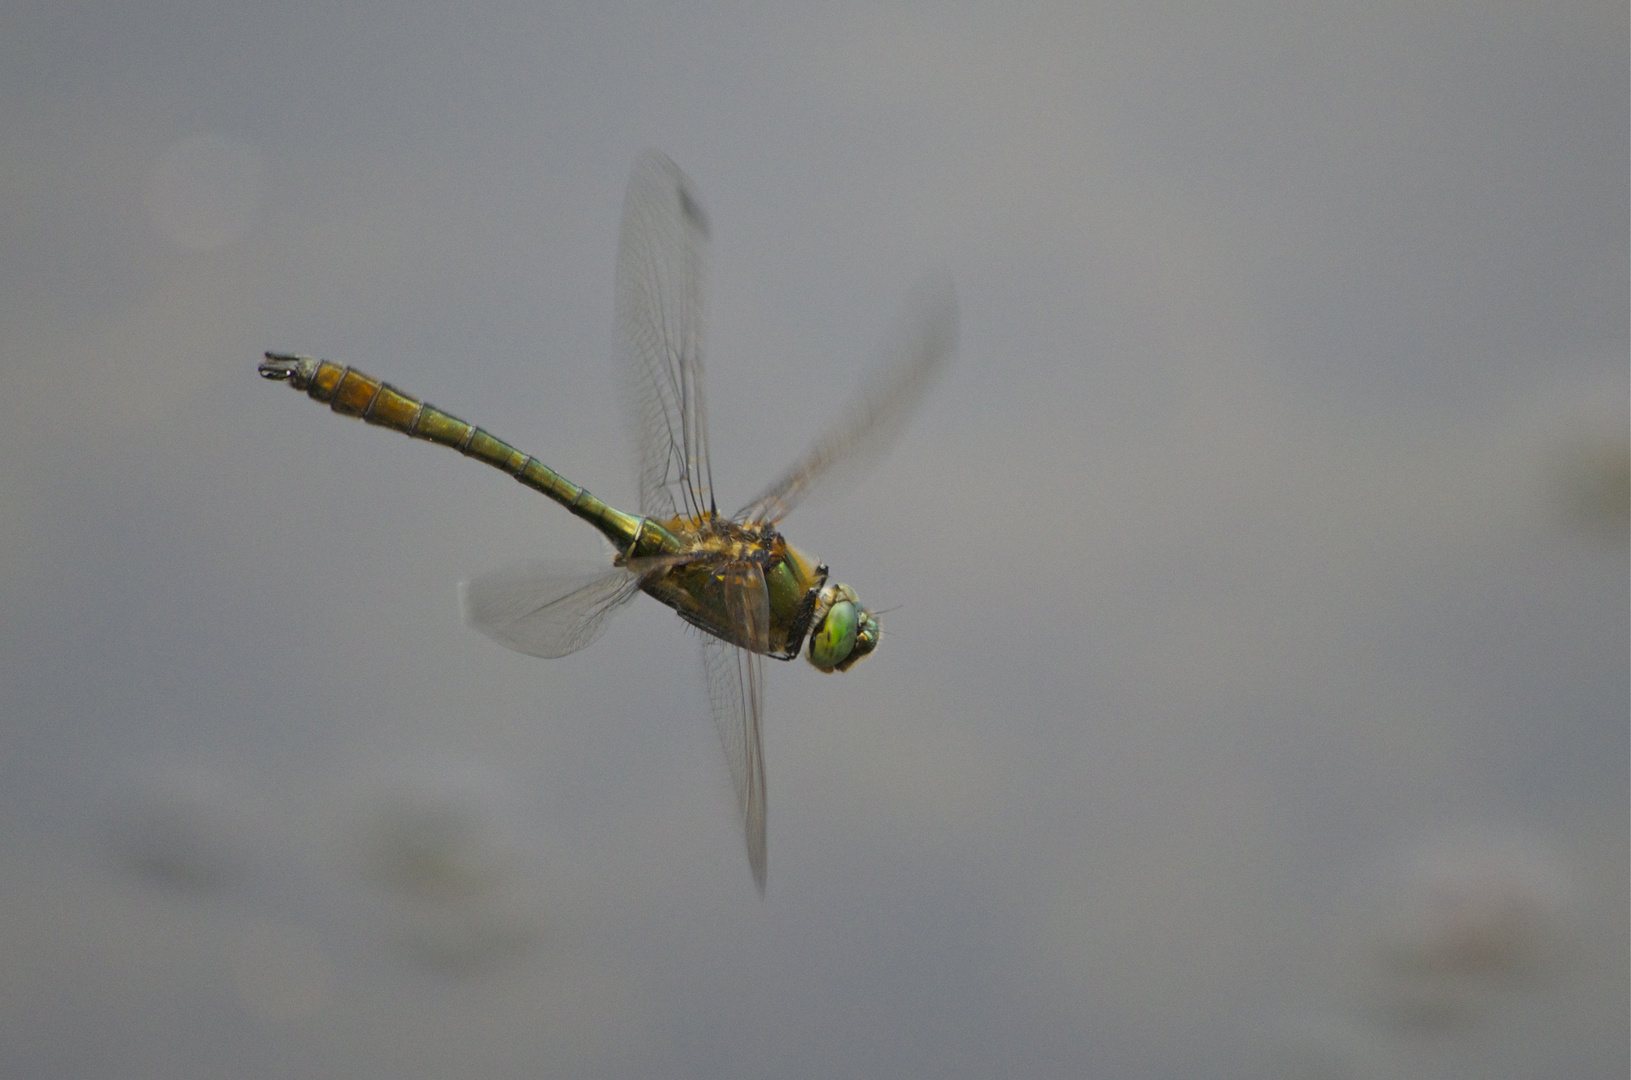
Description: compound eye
837,610,879,671
808,599,859,670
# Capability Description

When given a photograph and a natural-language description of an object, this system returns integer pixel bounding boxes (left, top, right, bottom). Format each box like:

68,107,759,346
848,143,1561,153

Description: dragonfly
259,153,956,892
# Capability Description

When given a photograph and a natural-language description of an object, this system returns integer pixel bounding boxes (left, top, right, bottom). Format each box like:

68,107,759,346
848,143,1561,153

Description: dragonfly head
806,582,879,672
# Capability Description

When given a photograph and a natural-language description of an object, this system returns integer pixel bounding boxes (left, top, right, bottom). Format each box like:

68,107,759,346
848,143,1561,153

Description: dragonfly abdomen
259,354,678,557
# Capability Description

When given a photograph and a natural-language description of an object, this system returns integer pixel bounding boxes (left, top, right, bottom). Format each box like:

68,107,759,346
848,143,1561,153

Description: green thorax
638,516,827,659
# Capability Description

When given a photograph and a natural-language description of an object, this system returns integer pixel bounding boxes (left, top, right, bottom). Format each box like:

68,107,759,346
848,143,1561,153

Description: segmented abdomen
259,353,677,557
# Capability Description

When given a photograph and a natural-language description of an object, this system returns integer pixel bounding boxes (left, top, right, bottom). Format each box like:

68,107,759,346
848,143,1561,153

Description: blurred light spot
104,768,245,892
230,919,331,1023
362,782,510,902
392,901,543,974
1361,831,1572,1030
1552,431,1630,544
1248,1016,1373,1080
144,134,265,251
355,764,543,973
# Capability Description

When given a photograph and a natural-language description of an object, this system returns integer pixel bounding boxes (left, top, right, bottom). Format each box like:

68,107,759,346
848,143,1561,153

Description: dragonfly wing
700,561,770,892
735,274,957,526
460,562,642,659
617,152,716,522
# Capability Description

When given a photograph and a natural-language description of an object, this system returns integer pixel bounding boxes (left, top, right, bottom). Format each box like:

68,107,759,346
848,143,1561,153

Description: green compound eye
809,599,859,670
842,610,879,670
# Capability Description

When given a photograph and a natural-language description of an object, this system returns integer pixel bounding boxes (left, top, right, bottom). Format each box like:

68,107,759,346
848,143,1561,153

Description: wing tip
750,842,767,896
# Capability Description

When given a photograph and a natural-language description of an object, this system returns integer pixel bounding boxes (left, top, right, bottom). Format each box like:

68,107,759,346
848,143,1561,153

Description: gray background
1,2,1625,1077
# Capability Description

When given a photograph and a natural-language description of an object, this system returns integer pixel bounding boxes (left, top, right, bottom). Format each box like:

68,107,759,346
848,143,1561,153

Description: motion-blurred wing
460,562,641,659
700,561,770,892
736,275,957,526
617,151,716,521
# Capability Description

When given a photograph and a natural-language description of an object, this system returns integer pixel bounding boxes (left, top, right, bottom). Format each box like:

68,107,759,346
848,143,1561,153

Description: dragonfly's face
806,582,879,672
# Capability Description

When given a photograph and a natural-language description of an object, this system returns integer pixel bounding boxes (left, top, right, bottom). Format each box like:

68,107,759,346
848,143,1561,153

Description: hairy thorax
634,516,828,659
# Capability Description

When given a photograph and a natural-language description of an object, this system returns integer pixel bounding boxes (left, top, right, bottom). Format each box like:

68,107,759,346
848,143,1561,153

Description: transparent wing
736,274,958,526
617,151,716,521
460,562,641,659
700,561,770,893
